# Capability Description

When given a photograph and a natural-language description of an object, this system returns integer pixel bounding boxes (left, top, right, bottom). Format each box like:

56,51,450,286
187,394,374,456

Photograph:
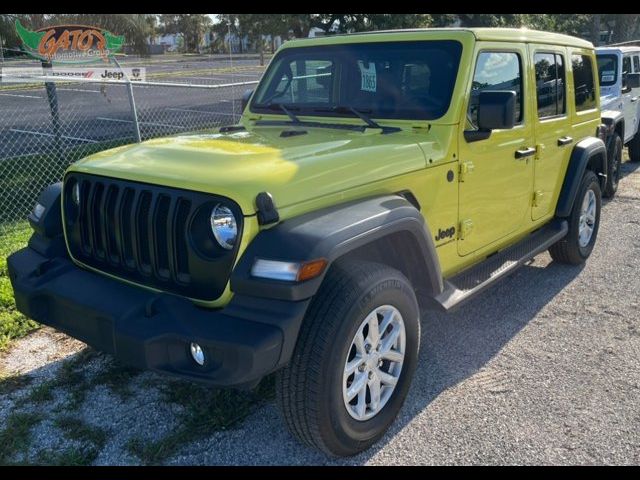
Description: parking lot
0,55,265,159
0,156,638,465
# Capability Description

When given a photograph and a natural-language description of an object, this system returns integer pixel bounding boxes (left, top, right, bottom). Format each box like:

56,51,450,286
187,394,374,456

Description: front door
458,44,534,256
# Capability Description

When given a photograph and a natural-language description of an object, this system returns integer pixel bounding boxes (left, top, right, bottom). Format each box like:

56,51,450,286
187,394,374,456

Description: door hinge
533,190,544,207
459,219,474,240
459,161,475,182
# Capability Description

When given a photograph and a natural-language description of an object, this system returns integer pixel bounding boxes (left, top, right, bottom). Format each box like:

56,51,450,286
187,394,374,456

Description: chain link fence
0,54,265,238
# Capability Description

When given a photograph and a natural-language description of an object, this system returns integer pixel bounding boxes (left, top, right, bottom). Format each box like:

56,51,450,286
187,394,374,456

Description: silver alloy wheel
342,305,406,421
579,189,596,248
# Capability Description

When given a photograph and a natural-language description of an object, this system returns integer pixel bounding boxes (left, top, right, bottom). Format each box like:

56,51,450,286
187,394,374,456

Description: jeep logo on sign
15,20,124,64
435,226,456,242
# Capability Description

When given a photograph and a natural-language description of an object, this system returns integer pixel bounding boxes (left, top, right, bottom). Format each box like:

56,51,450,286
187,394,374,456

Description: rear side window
634,55,640,73
468,51,523,129
572,54,597,112
535,52,566,118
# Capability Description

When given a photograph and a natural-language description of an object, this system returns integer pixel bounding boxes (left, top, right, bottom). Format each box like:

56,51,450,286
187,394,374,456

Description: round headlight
210,204,237,250
72,183,80,206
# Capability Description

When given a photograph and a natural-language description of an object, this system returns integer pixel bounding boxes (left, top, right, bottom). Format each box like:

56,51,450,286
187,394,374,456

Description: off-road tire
628,129,640,162
276,260,420,457
603,132,622,198
549,170,601,265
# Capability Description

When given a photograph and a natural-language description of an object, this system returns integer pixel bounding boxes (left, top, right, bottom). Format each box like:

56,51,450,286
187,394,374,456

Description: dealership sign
1,66,146,83
15,20,125,63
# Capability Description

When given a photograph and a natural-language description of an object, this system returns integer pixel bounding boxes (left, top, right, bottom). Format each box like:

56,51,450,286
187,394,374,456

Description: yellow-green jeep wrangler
9,28,608,456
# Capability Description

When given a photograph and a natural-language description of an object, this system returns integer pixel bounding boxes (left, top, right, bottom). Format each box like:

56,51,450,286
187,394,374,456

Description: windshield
250,40,463,121
597,54,618,87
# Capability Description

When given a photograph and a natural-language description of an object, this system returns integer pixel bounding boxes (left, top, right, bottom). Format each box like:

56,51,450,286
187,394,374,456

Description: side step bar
433,219,568,312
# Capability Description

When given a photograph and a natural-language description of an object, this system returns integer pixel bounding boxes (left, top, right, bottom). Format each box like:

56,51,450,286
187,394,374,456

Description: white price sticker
358,60,377,92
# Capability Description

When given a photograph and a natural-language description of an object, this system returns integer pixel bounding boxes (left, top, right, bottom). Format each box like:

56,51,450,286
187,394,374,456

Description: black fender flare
556,137,607,218
601,110,625,150
231,195,443,303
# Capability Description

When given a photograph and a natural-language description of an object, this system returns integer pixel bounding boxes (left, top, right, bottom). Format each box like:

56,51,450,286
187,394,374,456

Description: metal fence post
114,57,142,143
125,81,142,143
41,60,62,150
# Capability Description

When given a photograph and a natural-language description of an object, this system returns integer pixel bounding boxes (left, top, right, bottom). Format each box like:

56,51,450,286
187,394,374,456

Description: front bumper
7,246,310,387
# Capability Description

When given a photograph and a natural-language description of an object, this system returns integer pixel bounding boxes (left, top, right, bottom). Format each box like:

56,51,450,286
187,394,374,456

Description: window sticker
602,75,615,83
358,60,377,92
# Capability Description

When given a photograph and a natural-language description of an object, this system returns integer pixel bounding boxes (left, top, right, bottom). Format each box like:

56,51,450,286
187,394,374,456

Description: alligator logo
435,226,456,242
15,20,124,64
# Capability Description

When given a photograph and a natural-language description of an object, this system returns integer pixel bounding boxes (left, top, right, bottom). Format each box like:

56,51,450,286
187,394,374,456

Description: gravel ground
1,160,639,465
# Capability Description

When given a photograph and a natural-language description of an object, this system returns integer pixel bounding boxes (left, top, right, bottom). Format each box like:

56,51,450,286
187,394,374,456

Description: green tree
159,14,212,53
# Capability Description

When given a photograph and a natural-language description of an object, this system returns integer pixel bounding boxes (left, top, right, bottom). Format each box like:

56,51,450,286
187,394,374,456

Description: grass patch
0,412,42,464
126,375,275,465
54,416,107,449
35,446,99,466
25,380,55,403
0,370,33,395
0,221,39,351
49,348,97,408
90,360,141,399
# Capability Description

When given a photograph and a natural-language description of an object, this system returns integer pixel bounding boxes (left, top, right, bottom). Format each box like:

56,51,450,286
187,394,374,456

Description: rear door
622,54,637,142
529,46,572,221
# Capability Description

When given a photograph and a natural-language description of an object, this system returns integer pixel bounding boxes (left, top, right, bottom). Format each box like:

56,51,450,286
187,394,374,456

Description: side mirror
627,73,640,89
241,89,254,112
477,90,516,130
465,90,516,142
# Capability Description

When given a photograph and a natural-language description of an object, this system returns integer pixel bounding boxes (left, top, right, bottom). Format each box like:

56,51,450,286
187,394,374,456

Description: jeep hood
69,126,433,215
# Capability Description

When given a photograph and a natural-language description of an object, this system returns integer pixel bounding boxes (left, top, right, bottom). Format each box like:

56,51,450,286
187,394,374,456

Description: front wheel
276,261,420,456
549,170,601,265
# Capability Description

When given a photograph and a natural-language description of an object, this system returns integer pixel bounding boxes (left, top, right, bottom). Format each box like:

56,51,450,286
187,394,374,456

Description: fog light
190,342,205,366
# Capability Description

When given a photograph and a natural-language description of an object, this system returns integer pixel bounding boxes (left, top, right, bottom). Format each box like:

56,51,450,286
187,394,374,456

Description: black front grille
63,173,243,302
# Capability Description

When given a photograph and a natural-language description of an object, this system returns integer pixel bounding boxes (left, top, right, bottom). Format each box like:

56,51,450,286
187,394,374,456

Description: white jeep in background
596,46,640,197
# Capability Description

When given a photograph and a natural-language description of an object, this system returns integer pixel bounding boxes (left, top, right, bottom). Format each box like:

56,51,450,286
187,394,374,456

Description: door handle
557,136,573,146
515,147,536,159
632,97,639,103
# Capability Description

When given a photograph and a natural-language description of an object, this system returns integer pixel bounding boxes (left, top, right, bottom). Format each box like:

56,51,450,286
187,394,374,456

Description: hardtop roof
281,27,593,49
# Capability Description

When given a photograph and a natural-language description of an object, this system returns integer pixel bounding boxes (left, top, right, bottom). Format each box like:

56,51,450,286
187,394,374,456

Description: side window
622,55,632,91
468,51,523,129
633,55,640,73
535,52,566,118
572,54,597,112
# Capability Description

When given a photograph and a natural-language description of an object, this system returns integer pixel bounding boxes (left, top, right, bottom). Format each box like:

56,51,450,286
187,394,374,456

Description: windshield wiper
330,105,383,130
312,105,400,133
264,102,301,125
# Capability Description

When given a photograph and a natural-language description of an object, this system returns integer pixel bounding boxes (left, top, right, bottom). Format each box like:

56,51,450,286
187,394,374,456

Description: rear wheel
549,170,601,265
604,133,622,198
628,130,640,162
276,261,420,456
